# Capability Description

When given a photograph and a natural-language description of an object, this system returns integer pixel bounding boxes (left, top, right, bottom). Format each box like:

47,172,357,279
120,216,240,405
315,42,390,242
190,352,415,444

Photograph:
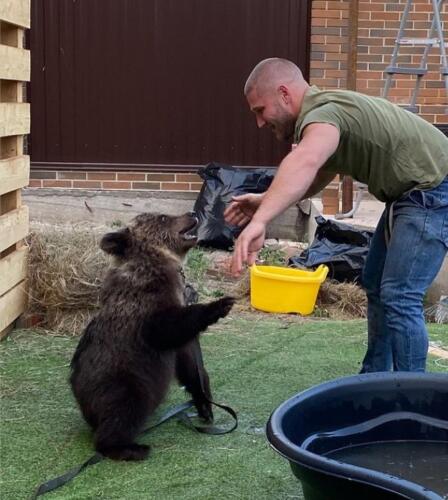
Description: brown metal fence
30,0,311,171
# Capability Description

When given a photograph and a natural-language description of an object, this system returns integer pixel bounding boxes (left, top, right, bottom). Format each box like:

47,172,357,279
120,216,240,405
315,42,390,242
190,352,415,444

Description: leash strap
176,400,238,435
30,452,104,499
31,396,237,499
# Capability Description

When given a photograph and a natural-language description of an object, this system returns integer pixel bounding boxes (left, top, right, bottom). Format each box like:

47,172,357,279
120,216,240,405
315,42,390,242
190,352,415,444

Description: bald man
224,57,448,373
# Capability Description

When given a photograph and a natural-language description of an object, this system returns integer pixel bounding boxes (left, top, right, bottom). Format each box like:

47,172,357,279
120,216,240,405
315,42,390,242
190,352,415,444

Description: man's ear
278,85,290,103
100,228,130,256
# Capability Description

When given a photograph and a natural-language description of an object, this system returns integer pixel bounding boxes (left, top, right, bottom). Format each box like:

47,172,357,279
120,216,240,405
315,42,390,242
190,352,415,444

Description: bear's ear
100,228,130,256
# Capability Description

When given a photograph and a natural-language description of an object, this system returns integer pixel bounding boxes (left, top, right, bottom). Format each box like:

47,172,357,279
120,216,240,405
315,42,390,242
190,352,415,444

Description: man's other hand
224,193,264,227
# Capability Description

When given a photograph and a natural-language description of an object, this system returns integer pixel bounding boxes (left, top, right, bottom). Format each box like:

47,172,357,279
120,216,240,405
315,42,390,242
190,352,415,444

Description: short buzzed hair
244,58,304,96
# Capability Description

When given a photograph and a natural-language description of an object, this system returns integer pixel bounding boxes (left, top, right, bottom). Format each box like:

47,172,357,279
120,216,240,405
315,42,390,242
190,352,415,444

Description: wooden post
0,0,30,339
322,181,340,215
341,175,354,214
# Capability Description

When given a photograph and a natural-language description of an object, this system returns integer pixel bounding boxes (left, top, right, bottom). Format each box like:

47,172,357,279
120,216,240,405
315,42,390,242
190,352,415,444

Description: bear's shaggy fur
69,212,234,461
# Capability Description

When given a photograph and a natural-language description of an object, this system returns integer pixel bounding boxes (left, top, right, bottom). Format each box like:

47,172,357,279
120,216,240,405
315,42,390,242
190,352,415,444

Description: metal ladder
383,0,448,112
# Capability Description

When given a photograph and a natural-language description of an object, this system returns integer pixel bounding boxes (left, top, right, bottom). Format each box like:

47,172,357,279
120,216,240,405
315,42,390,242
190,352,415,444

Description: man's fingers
225,206,250,227
231,237,241,275
247,251,258,266
232,213,250,227
231,220,265,276
224,204,240,224
231,193,251,202
240,215,250,226
225,212,236,225
225,193,253,218
223,203,236,218
240,234,248,268
232,242,243,275
232,232,250,276
227,213,244,226
224,196,247,219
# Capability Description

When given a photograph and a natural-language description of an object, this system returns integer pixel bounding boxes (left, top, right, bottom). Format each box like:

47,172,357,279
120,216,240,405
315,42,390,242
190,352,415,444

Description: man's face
246,87,296,142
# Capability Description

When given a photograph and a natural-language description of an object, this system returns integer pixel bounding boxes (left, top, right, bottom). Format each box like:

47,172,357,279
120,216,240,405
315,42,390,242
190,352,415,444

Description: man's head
244,58,308,142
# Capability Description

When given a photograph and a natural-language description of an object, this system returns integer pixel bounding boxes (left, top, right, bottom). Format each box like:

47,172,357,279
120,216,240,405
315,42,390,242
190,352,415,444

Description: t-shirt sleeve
296,103,343,141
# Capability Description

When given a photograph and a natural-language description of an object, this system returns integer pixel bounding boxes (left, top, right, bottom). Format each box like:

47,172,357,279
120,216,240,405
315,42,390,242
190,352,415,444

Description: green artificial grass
1,318,446,500
429,323,448,350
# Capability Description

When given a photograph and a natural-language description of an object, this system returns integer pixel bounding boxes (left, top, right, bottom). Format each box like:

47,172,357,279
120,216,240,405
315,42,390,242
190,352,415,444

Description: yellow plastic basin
250,264,329,315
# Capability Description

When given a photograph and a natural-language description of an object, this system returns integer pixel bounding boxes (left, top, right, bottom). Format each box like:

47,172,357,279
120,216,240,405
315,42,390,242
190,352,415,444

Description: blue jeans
360,176,448,373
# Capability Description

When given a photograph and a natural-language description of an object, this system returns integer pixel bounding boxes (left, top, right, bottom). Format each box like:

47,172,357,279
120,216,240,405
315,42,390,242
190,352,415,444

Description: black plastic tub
267,373,448,500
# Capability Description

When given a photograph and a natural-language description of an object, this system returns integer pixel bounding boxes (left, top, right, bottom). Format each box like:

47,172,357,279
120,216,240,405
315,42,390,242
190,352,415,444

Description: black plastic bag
194,163,274,250
289,216,374,284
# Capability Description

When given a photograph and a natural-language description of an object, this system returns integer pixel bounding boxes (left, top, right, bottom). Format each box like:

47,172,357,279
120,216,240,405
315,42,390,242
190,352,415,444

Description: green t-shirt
294,86,448,202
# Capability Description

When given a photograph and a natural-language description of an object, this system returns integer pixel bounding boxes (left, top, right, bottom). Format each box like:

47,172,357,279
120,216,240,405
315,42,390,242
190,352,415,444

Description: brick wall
31,0,447,192
311,0,447,124
310,0,349,89
310,0,350,213
358,0,447,124
29,171,203,192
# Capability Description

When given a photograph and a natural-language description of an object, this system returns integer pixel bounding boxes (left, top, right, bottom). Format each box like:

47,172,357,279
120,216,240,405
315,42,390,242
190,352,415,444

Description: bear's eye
160,215,167,223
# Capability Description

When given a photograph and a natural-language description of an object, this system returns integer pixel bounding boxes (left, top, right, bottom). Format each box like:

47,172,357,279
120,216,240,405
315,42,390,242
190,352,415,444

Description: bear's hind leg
93,383,151,461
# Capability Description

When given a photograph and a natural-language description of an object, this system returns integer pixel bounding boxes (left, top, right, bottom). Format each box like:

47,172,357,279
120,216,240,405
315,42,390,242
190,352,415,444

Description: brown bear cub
70,212,234,461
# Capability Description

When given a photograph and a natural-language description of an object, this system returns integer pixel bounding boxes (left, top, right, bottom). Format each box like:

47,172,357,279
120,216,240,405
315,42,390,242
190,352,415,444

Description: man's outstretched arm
231,122,340,274
251,122,340,224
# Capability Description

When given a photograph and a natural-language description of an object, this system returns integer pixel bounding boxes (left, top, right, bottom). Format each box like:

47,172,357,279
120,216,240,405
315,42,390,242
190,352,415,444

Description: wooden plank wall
0,0,30,339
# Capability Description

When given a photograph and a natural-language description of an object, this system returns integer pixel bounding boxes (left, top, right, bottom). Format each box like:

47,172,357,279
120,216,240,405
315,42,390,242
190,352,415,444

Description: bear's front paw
210,296,235,319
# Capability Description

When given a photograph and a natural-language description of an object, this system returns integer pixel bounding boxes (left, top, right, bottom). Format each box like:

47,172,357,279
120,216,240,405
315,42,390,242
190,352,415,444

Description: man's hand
229,122,340,276
231,220,266,275
224,193,264,227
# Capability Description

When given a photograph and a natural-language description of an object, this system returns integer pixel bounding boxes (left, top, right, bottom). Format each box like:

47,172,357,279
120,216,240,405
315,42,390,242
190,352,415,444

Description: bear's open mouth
180,217,199,240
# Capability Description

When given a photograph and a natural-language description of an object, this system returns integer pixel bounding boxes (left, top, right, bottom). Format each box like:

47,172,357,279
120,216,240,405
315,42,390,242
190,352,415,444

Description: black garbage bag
289,216,374,284
194,162,274,250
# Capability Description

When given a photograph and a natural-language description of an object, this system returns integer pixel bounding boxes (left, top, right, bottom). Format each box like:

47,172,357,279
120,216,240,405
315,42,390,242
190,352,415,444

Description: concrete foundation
23,188,308,241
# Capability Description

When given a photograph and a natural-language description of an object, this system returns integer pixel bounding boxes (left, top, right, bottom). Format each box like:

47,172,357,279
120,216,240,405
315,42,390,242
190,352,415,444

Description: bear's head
100,212,199,260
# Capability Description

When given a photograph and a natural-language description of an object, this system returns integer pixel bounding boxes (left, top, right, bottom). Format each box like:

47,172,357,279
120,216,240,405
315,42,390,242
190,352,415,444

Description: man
224,57,448,373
